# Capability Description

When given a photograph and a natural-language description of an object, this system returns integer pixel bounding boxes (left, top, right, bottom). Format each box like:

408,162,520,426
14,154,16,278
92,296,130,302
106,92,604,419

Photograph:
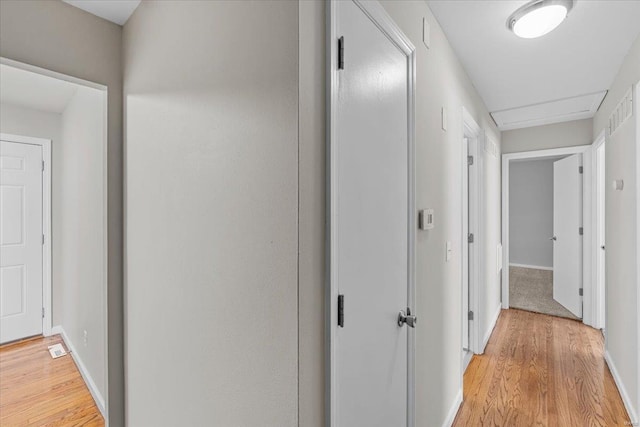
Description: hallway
453,309,630,426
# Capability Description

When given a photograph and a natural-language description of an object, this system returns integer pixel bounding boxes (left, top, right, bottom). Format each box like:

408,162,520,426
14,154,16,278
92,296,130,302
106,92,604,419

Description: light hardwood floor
453,309,630,426
0,335,104,426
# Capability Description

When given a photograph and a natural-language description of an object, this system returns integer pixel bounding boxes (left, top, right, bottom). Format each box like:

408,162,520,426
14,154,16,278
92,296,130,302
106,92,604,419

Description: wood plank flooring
453,309,630,426
0,335,104,426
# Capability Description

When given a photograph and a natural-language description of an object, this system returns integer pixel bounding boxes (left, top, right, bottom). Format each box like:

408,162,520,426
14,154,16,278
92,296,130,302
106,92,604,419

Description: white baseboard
442,388,463,427
51,326,106,419
509,263,553,271
605,350,639,424
480,304,502,353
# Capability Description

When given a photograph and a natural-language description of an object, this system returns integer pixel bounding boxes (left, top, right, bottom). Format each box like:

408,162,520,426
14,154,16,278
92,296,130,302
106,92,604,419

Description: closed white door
332,1,414,425
552,154,582,318
0,140,43,343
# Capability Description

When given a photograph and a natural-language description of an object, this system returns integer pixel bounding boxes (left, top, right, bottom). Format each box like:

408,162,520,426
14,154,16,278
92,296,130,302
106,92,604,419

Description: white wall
123,2,299,425
59,86,106,404
509,159,554,269
593,32,640,423
299,2,503,425
502,118,593,154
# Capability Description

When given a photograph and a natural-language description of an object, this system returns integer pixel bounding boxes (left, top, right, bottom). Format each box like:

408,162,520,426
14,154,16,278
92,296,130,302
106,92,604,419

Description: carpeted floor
509,266,580,320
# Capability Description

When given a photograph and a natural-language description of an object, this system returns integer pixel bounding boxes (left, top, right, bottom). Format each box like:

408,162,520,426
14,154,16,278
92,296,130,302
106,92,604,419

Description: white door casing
0,140,43,343
328,1,416,426
553,154,583,318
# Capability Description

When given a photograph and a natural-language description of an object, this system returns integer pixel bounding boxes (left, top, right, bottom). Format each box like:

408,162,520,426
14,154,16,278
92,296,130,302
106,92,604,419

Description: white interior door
332,1,414,425
552,154,583,318
0,140,43,343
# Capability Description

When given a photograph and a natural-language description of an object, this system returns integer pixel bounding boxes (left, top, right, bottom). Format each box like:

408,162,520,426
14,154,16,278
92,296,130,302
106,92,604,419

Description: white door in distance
552,154,582,318
1,140,43,343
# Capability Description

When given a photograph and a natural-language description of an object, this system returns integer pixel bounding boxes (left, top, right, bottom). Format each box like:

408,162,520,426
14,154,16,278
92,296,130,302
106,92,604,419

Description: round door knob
550,236,557,241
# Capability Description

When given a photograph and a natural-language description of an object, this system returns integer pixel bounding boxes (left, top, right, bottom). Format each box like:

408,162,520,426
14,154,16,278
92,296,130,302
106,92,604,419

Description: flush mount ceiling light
507,0,574,39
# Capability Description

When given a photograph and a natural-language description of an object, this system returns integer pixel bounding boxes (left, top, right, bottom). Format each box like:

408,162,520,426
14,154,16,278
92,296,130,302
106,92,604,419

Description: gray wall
0,1,124,423
123,2,299,425
509,159,554,268
299,2,503,426
60,86,107,404
502,118,593,154
593,32,640,421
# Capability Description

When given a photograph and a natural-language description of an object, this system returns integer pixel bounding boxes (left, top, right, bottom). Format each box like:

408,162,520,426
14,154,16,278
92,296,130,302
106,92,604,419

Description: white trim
462,108,483,356
327,2,416,426
0,133,52,339
462,350,473,373
481,304,502,352
52,325,106,420
501,145,592,321
636,79,640,419
508,263,553,271
0,57,107,91
442,388,463,427
605,351,639,424
590,130,606,330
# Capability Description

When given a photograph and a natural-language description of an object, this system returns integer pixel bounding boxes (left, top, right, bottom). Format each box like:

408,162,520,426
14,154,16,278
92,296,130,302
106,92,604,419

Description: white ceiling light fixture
508,0,574,39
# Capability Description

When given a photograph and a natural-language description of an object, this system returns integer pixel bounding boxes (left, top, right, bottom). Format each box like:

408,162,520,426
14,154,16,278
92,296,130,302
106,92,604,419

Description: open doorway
502,145,604,329
462,108,483,370
0,59,108,422
508,154,582,320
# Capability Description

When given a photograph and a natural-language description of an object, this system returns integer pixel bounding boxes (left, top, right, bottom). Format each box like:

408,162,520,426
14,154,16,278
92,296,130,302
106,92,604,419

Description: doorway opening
502,145,603,329
461,108,483,371
0,58,109,422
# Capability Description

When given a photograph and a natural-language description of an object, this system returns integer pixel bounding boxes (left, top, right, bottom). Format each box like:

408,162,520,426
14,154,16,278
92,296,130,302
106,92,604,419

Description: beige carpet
509,266,580,320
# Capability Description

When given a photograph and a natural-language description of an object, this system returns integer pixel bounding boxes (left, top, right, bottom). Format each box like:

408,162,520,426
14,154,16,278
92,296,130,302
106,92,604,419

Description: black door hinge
579,288,583,296
338,294,344,327
468,155,474,166
468,310,474,321
579,227,583,235
579,166,583,174
338,36,345,70
468,233,474,243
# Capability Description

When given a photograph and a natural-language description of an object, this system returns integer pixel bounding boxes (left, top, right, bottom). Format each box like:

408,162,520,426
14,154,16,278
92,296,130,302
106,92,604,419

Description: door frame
0,133,51,337
461,108,483,358
327,1,416,425
1,56,110,423
591,130,606,330
501,145,595,326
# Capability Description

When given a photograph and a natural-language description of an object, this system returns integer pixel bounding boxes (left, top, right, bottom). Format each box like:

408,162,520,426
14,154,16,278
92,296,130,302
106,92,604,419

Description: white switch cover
446,241,452,262
423,18,431,49
442,107,447,131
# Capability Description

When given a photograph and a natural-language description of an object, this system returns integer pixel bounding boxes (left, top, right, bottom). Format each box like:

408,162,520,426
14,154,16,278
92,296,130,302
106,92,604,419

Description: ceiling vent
609,88,633,136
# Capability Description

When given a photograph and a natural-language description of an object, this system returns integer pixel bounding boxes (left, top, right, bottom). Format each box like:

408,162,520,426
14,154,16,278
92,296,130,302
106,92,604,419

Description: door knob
550,236,557,241
398,308,417,328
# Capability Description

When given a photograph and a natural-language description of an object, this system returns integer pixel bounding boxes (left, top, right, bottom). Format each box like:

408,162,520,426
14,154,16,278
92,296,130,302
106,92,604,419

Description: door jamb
0,133,52,337
501,145,594,325
461,108,483,357
591,130,606,330
327,1,416,425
